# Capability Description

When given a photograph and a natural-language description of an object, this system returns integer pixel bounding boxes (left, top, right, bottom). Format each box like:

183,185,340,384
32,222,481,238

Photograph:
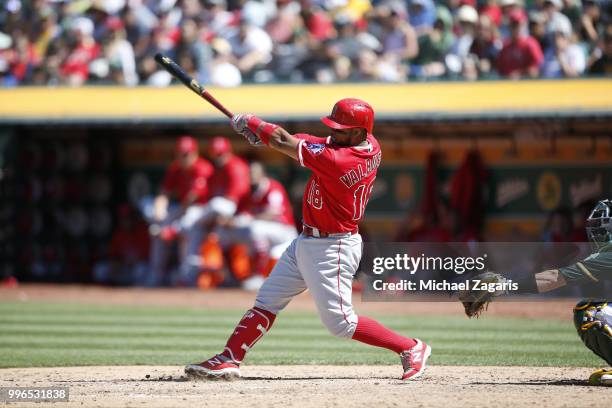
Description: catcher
461,199,612,386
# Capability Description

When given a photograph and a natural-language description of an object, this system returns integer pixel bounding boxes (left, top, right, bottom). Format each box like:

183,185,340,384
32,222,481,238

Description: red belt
302,225,358,238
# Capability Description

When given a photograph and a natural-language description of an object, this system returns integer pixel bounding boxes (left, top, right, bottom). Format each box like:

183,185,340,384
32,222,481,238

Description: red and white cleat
185,355,240,380
400,339,432,381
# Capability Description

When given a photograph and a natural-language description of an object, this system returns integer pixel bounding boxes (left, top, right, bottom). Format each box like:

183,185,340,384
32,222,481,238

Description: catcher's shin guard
221,307,276,363
573,300,612,366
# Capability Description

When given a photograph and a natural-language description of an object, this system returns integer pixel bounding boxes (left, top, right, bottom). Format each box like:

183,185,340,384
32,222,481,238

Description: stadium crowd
0,0,610,87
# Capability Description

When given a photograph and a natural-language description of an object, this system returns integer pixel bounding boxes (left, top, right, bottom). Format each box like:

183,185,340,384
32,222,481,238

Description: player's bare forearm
267,127,300,160
534,269,567,293
153,194,169,221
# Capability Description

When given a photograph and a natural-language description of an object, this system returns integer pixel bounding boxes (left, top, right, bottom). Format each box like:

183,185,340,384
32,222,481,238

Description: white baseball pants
255,232,362,338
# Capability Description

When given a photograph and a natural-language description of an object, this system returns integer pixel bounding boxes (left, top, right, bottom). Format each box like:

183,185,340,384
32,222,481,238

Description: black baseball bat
154,53,234,118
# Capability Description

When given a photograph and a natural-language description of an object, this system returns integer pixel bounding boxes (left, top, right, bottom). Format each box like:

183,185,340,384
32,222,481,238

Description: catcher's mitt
458,271,509,318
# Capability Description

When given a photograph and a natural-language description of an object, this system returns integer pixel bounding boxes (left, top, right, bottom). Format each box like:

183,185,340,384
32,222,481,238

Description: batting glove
242,128,264,146
231,114,253,134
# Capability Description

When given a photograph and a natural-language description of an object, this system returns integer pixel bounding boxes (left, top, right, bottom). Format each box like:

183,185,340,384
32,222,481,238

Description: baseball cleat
400,339,432,381
588,368,612,386
185,354,240,381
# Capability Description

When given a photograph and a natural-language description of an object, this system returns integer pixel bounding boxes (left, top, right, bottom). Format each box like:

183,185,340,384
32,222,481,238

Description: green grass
0,302,601,368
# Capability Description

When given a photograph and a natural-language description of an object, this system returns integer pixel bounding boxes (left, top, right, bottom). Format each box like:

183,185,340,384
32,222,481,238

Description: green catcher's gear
573,300,612,366
589,368,612,386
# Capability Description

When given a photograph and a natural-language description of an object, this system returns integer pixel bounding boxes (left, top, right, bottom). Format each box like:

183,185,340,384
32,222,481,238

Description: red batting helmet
321,98,374,134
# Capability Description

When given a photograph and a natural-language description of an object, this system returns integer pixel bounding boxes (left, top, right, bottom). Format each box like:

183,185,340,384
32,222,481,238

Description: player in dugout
159,136,251,284
217,161,298,288
148,136,213,286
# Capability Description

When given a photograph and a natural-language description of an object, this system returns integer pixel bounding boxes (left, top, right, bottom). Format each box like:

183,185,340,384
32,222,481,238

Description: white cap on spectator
549,16,572,36
147,70,172,87
72,17,94,37
326,0,349,10
159,0,177,13
457,5,478,24
0,32,12,50
528,10,547,24
89,58,110,78
499,0,521,6
211,62,242,88
92,0,126,14
242,1,268,28
106,0,126,14
388,1,407,16
544,0,563,7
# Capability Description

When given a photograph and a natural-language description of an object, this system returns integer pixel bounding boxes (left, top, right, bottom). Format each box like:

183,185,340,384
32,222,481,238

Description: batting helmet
321,98,374,134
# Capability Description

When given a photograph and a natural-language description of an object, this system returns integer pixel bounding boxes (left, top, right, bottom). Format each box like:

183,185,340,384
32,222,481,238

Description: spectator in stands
210,37,243,86
528,10,548,50
588,30,612,75
60,17,100,86
447,5,479,78
1,0,610,85
496,9,543,78
103,16,138,86
479,0,503,27
412,5,455,78
498,0,527,39
228,16,273,79
470,14,502,77
409,0,438,34
322,16,376,82
581,0,604,45
542,0,573,43
300,0,335,42
265,0,301,45
328,0,373,23
202,0,236,38
541,22,586,77
379,3,419,62
175,17,213,84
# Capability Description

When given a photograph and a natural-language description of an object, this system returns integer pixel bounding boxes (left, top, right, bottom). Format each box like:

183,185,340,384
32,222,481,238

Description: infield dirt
0,365,608,408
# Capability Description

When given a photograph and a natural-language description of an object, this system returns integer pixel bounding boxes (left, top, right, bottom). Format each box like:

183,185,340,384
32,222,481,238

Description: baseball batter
462,199,612,386
185,98,432,381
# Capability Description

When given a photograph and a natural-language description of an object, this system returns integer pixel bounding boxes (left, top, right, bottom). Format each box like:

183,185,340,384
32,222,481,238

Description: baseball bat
154,53,234,119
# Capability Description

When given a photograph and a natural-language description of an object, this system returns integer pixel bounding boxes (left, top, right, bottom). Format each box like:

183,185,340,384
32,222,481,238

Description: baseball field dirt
0,365,608,408
1,285,609,407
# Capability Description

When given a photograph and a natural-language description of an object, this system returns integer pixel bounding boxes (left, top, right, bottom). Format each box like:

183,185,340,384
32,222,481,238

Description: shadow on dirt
472,379,591,387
